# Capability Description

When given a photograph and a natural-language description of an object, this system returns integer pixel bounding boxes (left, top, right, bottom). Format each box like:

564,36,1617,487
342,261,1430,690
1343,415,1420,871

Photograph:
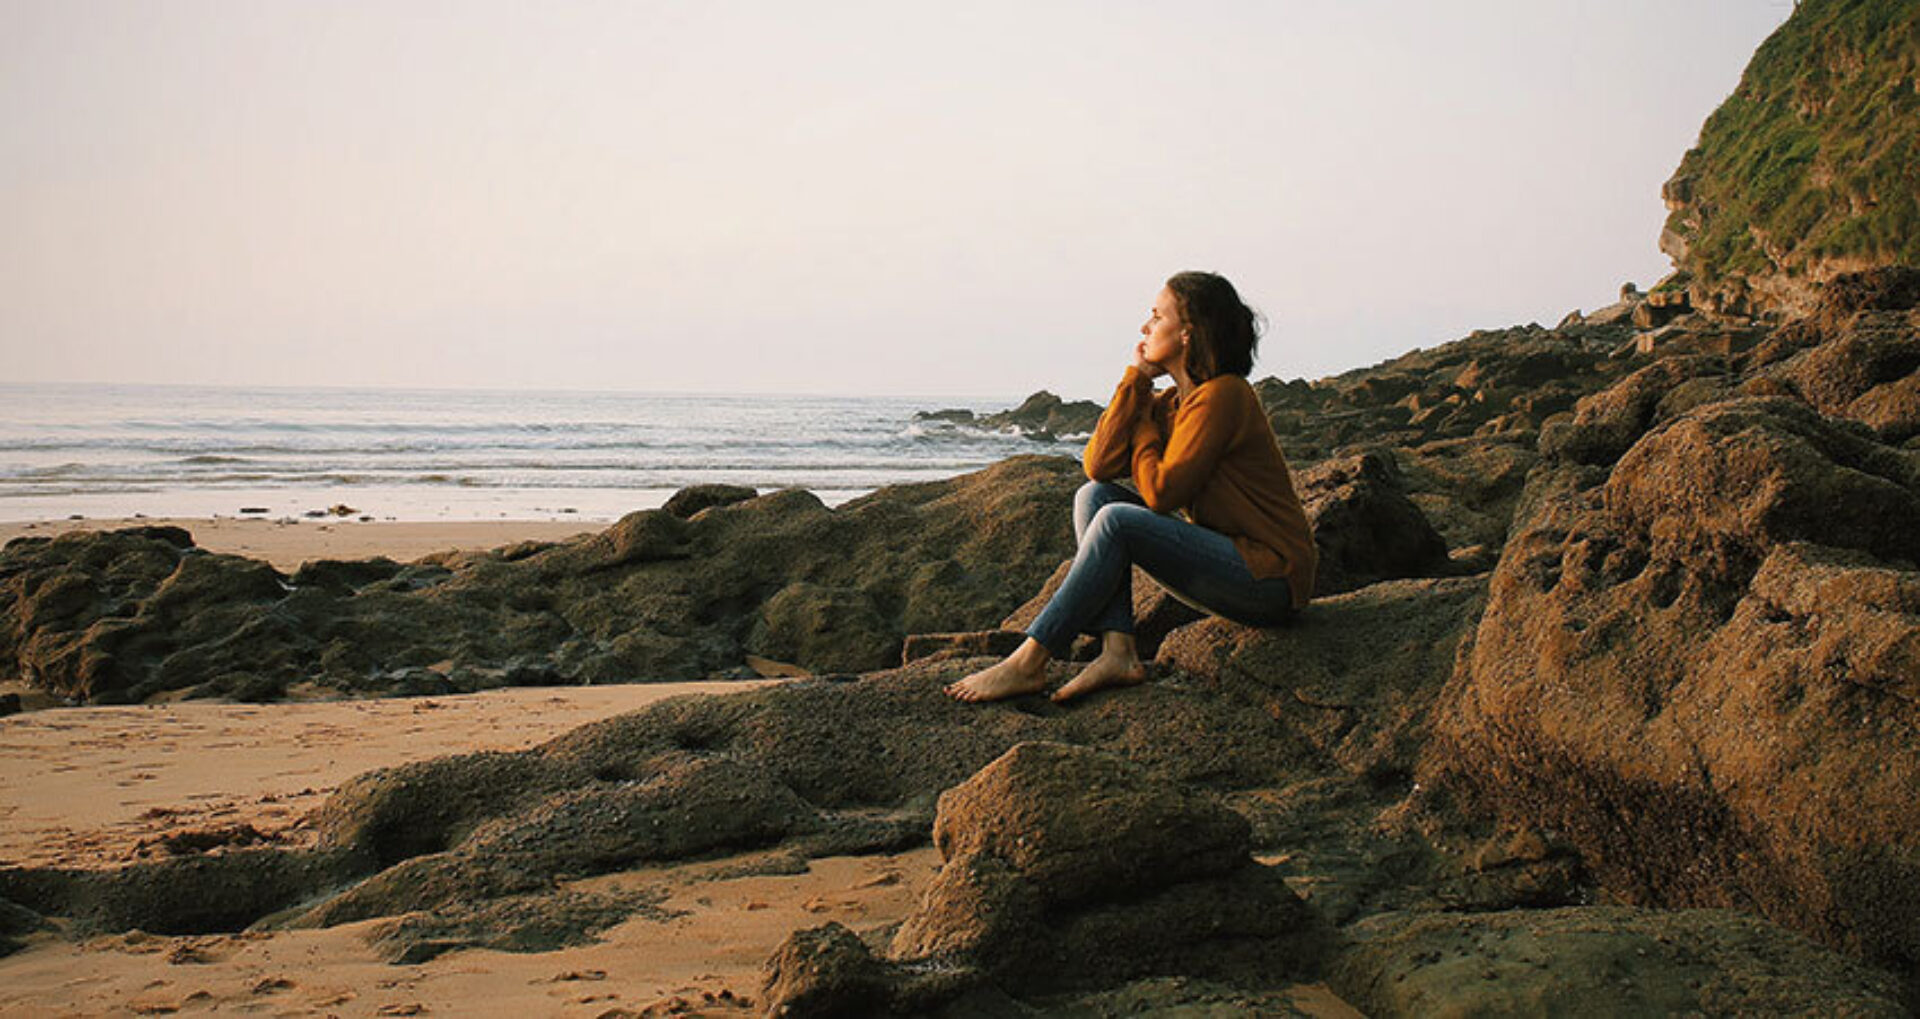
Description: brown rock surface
1295,451,1450,596
1427,317,1920,980
0,457,1082,702
1332,907,1906,1018
888,742,1327,997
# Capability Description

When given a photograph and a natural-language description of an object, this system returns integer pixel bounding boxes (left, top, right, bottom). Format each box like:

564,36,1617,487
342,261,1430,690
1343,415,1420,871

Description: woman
946,271,1316,704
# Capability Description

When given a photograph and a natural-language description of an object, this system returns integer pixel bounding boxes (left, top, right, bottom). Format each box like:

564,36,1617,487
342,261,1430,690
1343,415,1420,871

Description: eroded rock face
0,456,1082,702
1758,270,1920,444
1427,306,1920,977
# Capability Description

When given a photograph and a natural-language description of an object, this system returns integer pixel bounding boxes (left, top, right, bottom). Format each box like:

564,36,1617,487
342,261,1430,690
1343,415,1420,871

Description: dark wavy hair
1165,271,1262,382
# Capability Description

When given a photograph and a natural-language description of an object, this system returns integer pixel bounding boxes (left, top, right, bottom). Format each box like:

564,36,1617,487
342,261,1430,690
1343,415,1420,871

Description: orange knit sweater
1082,366,1317,609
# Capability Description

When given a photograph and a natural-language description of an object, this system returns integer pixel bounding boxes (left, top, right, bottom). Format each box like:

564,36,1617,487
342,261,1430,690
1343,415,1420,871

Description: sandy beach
0,682,969,1018
0,517,601,574
0,518,830,1016
0,673,1362,1018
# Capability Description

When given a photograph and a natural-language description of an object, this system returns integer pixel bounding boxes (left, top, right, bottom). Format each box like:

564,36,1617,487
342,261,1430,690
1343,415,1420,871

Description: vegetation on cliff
1663,0,1920,313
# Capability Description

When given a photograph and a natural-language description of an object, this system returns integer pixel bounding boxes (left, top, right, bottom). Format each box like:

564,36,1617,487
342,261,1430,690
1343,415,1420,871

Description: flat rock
1331,907,1906,1018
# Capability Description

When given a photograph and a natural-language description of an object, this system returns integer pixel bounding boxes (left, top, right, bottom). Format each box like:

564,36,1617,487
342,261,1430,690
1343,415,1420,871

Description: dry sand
0,682,946,1018
0,516,601,573
0,686,779,872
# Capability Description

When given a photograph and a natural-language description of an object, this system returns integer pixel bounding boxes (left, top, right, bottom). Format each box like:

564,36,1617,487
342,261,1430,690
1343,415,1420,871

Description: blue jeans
1025,481,1297,659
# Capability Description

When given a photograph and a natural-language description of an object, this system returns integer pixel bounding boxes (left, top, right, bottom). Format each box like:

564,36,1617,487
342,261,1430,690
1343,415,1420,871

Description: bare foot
946,657,1049,703
1050,651,1149,703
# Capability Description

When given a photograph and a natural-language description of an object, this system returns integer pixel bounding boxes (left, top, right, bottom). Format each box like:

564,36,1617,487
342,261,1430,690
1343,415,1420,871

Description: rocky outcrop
0,456,1082,702
1257,323,1633,465
1426,276,1920,981
10,272,1919,1004
1659,1,1920,317
1755,266,1920,444
660,483,758,519
0,653,1356,941
914,390,1104,441
978,390,1104,439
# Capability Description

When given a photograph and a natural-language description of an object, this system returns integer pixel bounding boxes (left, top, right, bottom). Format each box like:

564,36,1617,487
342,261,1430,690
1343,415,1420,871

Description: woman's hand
1131,340,1167,379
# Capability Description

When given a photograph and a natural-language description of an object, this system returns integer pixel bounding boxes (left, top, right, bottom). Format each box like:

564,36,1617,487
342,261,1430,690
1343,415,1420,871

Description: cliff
1661,0,1920,317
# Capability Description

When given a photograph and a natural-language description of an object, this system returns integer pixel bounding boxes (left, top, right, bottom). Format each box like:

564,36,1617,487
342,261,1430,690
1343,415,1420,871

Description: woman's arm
1081,366,1155,482
1129,380,1243,511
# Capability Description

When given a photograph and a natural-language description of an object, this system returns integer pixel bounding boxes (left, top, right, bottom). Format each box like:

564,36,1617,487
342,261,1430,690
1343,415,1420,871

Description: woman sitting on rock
947,271,1316,704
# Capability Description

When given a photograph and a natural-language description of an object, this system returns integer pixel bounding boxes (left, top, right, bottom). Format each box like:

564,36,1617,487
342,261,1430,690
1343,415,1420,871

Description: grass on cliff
1669,0,1920,283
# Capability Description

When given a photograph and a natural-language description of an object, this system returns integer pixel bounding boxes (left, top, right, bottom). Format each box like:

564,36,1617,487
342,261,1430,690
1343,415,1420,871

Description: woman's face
1140,287,1189,370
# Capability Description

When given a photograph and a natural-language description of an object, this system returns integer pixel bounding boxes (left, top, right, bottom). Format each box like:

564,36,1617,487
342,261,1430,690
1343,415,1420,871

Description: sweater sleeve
1130,380,1242,512
1081,366,1155,482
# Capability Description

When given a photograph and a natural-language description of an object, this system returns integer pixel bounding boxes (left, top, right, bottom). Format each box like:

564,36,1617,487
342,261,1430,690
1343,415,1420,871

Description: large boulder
1427,339,1920,980
887,742,1328,997
0,528,308,703
761,922,898,1018
1393,434,1539,556
1159,576,1486,790
1296,451,1450,596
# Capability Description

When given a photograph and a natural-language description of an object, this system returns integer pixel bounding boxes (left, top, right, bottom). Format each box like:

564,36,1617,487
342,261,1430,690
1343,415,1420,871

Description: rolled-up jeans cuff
1024,619,1131,661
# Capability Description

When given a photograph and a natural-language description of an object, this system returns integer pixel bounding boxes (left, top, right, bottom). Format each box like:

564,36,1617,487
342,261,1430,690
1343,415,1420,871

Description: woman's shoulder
1186,373,1260,412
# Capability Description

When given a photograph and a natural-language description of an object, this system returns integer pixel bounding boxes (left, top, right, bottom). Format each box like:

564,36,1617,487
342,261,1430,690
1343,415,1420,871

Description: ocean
0,383,1080,522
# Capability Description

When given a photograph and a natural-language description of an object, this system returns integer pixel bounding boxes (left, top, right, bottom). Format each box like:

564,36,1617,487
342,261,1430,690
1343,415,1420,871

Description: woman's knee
1075,480,1128,511
1086,502,1156,544
1074,481,1135,533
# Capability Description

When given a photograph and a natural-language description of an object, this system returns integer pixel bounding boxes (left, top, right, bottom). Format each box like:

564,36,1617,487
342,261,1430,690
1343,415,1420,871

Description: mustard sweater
1082,366,1317,609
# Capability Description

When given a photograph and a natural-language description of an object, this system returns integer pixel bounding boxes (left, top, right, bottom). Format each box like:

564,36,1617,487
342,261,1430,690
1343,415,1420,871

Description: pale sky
2,1,1791,400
